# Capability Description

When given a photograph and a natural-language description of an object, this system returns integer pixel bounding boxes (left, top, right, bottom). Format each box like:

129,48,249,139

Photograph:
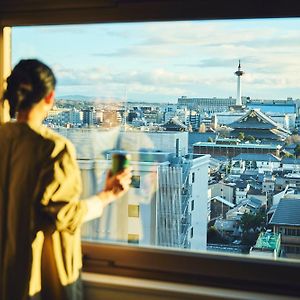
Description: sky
12,18,300,102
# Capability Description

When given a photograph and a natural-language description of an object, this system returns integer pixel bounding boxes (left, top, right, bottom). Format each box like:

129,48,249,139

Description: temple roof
162,116,188,131
229,109,290,134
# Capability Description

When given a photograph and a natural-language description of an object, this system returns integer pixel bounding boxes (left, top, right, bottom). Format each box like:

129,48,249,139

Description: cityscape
42,61,300,260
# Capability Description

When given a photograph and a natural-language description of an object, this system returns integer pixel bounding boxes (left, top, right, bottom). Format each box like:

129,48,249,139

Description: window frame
2,0,300,297
83,241,300,297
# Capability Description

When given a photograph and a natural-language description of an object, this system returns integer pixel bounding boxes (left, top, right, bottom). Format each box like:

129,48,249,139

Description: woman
0,59,131,300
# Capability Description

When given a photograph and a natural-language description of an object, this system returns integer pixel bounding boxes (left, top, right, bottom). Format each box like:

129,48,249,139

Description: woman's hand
97,167,132,207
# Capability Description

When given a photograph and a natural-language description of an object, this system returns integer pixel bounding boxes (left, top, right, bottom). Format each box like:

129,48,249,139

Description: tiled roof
188,132,217,145
246,197,263,209
235,180,248,189
229,109,290,134
269,198,300,226
210,196,235,208
281,157,300,164
232,153,280,162
193,142,281,149
163,117,187,129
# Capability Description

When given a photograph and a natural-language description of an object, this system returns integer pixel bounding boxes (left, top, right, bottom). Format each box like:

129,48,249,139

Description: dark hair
3,59,56,118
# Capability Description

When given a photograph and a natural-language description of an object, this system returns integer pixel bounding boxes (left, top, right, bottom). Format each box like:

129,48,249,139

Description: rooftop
188,132,217,144
232,153,281,162
282,157,300,164
210,196,235,208
247,103,296,114
270,198,300,226
193,142,281,150
229,109,290,134
253,232,281,251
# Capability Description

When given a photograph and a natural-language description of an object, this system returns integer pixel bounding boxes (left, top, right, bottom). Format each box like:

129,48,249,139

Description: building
235,181,250,204
247,99,297,130
209,182,235,204
270,198,300,258
231,153,281,173
120,130,189,156
215,111,245,126
80,151,210,250
277,173,300,190
226,197,262,220
281,157,300,172
178,96,238,113
209,196,235,221
82,107,96,126
249,231,281,259
229,109,290,142
193,141,281,158
162,116,189,131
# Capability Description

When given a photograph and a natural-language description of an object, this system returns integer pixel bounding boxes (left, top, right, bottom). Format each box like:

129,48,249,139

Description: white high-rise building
80,151,210,250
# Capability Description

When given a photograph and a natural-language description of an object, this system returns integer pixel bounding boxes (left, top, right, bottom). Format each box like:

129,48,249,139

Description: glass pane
11,18,300,261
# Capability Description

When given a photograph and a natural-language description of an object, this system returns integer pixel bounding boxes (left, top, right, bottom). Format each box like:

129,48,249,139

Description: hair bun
3,59,56,118
17,83,33,103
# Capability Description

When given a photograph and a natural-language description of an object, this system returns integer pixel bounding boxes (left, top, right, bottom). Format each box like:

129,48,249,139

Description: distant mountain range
56,95,176,104
56,95,96,101
56,95,126,102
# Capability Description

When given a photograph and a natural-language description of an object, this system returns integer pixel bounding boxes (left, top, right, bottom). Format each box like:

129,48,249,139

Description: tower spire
234,60,244,106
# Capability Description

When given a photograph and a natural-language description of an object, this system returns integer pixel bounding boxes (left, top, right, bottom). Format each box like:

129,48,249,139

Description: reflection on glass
12,18,300,260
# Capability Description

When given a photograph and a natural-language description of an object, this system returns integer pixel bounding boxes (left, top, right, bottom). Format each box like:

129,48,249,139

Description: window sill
82,272,299,300
82,241,300,298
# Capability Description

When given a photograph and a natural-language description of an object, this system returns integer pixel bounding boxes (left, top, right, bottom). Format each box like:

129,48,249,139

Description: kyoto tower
234,60,244,106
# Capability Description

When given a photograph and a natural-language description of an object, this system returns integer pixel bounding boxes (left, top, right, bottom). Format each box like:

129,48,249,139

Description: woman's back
0,123,84,300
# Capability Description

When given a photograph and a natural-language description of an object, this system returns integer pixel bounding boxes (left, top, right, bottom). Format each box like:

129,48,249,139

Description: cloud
92,46,178,58
41,20,300,100
53,64,230,99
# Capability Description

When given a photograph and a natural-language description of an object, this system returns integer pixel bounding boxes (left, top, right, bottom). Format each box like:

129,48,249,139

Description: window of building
191,200,194,211
128,234,139,244
130,175,141,189
192,172,195,183
190,227,193,238
128,204,140,217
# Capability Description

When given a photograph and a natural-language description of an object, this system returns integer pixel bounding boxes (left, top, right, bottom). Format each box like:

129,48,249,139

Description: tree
295,144,300,157
284,152,295,158
240,210,266,246
286,134,300,145
246,135,255,142
237,132,245,141
199,123,206,133
207,226,229,244
240,211,266,234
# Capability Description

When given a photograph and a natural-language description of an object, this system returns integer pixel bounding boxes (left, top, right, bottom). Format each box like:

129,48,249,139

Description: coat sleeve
36,140,88,234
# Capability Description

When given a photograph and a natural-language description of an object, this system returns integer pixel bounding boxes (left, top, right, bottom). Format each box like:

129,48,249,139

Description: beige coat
0,122,87,300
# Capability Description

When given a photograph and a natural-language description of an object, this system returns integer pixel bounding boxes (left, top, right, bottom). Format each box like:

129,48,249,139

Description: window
192,172,195,183
4,2,300,297
128,204,140,217
130,175,141,189
128,234,139,244
191,200,194,211
190,227,193,238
